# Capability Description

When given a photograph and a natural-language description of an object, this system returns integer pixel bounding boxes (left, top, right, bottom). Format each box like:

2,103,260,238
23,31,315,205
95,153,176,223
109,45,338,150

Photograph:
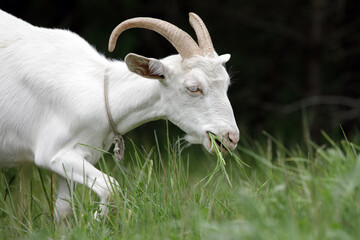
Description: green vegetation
1,128,360,239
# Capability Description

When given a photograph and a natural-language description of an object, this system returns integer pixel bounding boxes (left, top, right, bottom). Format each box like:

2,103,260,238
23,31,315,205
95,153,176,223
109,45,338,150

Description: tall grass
1,128,360,239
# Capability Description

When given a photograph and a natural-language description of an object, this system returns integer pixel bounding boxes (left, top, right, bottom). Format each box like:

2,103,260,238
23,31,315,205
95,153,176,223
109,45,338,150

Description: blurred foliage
1,0,359,143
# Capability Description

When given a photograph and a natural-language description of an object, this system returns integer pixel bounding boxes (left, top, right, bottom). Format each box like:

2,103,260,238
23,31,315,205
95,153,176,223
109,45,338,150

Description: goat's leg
54,176,74,221
38,150,119,219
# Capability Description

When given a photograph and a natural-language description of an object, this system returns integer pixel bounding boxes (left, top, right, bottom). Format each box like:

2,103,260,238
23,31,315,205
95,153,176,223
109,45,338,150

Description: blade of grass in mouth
198,132,249,188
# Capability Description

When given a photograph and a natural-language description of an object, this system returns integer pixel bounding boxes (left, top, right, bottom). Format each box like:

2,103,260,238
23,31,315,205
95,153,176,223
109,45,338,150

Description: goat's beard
185,133,221,154
186,134,208,150
184,134,202,145
174,134,210,154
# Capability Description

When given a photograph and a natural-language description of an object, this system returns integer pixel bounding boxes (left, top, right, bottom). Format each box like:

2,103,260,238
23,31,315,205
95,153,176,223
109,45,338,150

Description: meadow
1,124,360,240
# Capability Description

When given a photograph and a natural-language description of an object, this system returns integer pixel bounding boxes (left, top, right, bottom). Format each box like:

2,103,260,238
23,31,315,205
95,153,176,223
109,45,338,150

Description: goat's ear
219,54,231,64
125,53,165,80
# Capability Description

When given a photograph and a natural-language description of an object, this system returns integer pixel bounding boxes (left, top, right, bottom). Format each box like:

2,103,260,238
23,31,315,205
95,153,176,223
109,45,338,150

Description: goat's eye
187,86,202,94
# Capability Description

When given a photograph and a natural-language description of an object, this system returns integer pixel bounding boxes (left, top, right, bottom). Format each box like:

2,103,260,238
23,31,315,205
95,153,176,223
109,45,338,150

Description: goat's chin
184,134,232,155
184,134,212,153
184,135,202,145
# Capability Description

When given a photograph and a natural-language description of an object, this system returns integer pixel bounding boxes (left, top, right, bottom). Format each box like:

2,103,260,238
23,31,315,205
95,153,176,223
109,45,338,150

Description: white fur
0,10,239,220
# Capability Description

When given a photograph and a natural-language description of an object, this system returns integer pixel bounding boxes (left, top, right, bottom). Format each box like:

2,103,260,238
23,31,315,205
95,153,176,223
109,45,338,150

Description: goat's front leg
37,150,119,220
54,176,75,221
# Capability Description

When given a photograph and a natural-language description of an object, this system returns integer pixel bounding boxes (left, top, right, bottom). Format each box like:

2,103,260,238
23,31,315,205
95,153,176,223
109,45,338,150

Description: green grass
1,128,360,239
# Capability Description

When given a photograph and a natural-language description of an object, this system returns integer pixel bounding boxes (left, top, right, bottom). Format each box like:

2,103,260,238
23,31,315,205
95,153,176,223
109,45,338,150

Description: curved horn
108,17,203,59
189,12,215,57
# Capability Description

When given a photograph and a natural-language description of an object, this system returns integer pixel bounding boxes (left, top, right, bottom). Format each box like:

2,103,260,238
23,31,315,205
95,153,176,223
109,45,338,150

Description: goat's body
0,9,143,168
0,10,239,220
0,10,167,218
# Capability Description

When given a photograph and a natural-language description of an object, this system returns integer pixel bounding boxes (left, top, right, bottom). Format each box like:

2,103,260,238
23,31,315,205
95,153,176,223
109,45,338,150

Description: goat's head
109,13,239,153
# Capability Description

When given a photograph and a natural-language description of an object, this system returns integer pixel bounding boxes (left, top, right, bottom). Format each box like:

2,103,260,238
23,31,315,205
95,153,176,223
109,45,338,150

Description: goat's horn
189,13,215,57
108,17,203,59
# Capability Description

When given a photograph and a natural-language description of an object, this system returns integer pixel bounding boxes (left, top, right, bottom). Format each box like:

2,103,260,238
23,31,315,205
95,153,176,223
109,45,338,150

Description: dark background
1,0,360,145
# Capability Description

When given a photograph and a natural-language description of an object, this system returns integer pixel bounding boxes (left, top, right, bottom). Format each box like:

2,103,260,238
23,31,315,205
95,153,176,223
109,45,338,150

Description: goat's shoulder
0,10,33,47
0,10,102,62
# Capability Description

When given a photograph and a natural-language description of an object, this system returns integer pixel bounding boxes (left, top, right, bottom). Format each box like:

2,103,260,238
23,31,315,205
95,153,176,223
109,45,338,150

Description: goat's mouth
206,132,228,154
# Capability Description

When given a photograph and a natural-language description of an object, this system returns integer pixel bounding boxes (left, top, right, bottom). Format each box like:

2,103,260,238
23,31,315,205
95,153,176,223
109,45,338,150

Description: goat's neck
105,61,165,135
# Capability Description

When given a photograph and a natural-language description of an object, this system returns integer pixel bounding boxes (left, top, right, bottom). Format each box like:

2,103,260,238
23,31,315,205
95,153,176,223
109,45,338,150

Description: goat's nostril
228,131,239,144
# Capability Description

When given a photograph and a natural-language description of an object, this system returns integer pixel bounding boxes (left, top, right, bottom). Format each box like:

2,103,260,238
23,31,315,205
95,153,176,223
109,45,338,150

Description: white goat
0,9,239,220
